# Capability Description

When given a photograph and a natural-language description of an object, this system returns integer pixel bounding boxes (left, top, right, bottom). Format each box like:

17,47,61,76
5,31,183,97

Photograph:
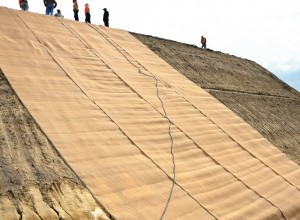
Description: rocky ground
0,70,110,220
132,33,300,165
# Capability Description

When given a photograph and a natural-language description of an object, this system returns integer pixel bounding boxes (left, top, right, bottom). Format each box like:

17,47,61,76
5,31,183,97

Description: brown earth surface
0,70,110,220
132,33,300,165
1,8,300,219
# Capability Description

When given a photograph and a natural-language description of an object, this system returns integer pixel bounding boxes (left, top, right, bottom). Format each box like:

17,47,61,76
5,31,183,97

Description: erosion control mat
0,62,108,219
132,33,300,166
1,7,300,219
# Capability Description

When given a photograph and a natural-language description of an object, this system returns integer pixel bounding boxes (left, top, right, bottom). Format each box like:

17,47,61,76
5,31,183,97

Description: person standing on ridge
84,3,91,23
54,9,64,17
201,36,207,49
44,0,57,16
103,8,109,27
73,0,79,21
19,0,29,11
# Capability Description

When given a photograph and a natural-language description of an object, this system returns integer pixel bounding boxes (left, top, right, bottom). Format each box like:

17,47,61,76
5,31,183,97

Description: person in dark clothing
103,8,109,27
19,0,29,11
73,0,79,21
44,0,57,16
201,36,207,49
84,3,91,23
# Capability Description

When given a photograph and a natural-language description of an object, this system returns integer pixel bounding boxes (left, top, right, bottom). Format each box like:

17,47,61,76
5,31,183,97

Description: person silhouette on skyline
44,0,57,16
201,36,207,49
84,3,91,23
19,0,29,11
73,0,79,21
103,8,109,27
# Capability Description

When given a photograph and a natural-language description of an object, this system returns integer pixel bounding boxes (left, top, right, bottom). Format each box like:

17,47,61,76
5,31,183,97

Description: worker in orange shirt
84,3,91,23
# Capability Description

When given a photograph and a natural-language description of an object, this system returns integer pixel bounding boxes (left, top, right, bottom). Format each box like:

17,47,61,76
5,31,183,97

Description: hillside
0,69,110,220
1,7,300,220
132,33,300,165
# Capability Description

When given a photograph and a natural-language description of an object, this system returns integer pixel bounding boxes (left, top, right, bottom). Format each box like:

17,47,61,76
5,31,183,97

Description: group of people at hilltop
18,0,109,27
19,1,207,48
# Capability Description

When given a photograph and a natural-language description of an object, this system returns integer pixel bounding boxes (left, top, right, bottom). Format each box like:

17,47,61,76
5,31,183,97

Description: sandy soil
0,70,110,220
132,33,300,165
1,26,299,219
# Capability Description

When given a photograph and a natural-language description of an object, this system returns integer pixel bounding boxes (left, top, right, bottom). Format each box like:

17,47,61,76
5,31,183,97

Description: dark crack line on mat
55,20,177,220
12,10,291,220
85,25,291,220
78,23,287,220
57,19,204,219
94,23,300,194
88,24,178,220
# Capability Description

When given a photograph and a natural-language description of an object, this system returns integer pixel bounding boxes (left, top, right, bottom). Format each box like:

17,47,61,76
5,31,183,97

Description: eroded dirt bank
132,33,300,165
0,69,110,220
1,27,299,219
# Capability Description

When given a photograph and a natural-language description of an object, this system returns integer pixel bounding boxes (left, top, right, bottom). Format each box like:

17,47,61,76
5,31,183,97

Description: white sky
1,0,300,91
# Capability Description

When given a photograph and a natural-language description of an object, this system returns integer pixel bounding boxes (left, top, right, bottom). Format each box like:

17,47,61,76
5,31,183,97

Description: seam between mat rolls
56,19,191,220
15,13,217,220
167,45,300,191
11,9,118,220
55,17,217,219
95,25,300,193
11,8,290,219
85,25,289,220
87,25,176,220
86,25,293,220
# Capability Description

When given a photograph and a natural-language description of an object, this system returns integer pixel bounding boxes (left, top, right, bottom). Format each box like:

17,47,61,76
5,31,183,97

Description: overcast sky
1,0,299,91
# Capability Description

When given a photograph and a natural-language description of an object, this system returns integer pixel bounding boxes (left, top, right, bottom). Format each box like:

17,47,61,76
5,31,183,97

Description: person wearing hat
103,8,109,27
44,0,57,16
54,9,64,17
73,0,79,21
84,3,91,23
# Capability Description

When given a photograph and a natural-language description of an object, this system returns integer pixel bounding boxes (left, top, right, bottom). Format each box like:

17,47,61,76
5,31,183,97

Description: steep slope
0,69,110,219
132,33,300,165
1,7,300,220
0,8,110,220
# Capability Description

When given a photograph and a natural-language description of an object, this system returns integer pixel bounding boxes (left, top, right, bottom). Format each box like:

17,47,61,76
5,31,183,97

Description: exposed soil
1,25,299,219
0,69,110,220
132,33,300,165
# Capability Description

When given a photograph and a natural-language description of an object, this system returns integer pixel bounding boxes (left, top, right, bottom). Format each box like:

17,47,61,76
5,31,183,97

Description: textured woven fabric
0,7,300,220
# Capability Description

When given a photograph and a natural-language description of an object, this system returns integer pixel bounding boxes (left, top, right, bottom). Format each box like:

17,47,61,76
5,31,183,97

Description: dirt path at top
0,69,110,220
132,33,300,165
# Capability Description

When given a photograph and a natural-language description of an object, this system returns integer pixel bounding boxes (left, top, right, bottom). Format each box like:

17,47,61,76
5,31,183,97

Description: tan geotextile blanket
0,7,300,220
